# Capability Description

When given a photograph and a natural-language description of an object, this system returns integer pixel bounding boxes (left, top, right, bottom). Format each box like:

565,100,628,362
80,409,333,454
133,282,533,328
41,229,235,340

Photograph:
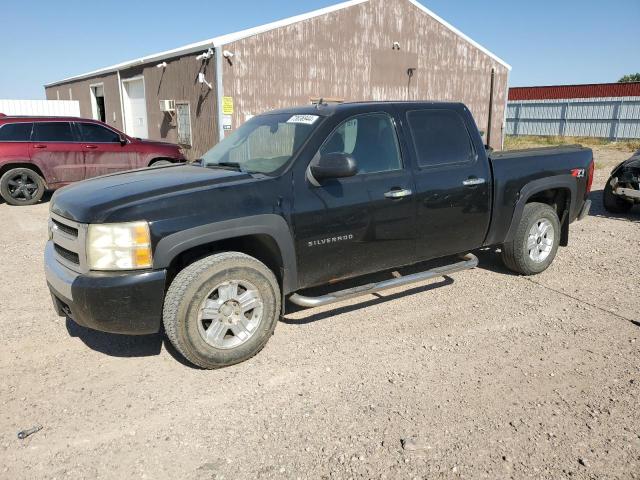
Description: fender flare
504,175,577,244
153,214,298,294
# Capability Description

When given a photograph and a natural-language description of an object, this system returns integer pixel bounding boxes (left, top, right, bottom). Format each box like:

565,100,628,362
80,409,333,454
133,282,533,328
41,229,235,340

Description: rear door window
406,109,476,168
0,123,33,141
78,123,121,143
32,122,75,142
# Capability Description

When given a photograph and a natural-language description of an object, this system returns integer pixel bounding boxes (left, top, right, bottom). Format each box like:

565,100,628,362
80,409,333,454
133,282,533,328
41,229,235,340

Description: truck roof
268,101,467,117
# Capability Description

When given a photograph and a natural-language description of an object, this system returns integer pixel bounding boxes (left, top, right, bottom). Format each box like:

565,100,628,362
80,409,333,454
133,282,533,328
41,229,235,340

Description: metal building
506,82,640,140
44,0,511,159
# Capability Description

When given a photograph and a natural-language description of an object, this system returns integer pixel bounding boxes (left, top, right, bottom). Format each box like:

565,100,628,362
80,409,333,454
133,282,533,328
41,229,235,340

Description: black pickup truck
45,102,593,369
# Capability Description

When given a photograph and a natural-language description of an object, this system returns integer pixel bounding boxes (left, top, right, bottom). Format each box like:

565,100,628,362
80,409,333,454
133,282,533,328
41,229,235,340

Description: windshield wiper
205,161,246,172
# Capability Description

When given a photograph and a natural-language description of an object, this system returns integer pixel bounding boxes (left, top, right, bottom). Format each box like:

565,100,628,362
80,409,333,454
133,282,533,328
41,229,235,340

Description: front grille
52,218,78,237
49,212,88,273
54,243,80,265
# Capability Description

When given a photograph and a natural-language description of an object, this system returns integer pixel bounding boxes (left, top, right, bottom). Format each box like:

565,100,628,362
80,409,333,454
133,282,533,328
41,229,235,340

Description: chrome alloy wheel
197,280,264,349
527,218,555,263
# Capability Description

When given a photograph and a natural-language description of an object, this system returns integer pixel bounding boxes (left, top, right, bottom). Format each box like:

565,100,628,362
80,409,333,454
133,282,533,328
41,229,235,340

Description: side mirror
308,152,358,184
119,134,128,146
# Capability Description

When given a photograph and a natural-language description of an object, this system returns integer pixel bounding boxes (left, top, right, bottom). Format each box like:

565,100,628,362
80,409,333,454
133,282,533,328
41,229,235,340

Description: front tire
163,252,281,369
603,179,633,213
0,168,45,206
501,202,560,275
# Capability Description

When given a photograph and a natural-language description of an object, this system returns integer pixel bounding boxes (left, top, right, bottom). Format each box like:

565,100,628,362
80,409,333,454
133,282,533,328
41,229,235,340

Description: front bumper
45,241,166,335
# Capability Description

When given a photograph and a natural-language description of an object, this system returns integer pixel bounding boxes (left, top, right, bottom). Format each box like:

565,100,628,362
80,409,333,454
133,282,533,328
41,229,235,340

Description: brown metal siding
125,54,218,160
221,0,508,148
45,54,218,160
45,73,123,131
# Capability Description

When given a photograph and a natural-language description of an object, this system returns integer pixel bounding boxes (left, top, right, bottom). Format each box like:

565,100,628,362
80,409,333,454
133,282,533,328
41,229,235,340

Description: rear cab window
32,122,76,142
0,122,33,141
406,109,476,168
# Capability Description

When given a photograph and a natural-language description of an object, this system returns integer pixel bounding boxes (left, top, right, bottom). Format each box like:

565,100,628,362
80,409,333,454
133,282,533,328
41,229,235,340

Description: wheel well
148,158,175,167
165,234,284,288
526,188,571,246
0,163,45,182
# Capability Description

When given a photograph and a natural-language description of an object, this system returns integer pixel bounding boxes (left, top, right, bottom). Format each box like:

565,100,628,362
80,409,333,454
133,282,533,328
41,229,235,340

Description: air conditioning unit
159,99,176,113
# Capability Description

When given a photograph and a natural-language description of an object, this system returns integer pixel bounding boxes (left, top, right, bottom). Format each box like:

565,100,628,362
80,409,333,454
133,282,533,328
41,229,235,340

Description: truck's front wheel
163,252,281,369
501,202,560,275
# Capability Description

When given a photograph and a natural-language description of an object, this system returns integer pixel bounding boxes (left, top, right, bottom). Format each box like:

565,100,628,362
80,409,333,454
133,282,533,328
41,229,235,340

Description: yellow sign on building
222,96,234,115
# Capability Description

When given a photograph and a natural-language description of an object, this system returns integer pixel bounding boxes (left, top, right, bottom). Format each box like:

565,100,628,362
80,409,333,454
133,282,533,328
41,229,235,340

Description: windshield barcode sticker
287,115,319,125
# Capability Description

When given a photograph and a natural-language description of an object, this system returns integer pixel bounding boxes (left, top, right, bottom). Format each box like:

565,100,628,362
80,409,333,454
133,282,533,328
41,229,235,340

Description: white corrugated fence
0,99,80,117
506,96,640,139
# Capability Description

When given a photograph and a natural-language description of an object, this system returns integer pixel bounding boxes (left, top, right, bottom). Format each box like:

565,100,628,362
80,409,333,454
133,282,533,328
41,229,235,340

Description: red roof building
509,82,640,101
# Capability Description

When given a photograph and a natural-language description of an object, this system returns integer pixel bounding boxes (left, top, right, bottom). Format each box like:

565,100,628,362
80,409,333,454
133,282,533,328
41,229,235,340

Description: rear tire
603,179,633,213
163,252,281,369
501,202,560,275
0,168,45,206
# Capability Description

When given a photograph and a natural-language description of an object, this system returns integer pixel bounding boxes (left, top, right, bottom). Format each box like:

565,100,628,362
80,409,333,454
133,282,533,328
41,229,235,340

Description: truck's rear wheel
0,168,45,206
163,252,280,369
603,179,633,213
501,202,560,275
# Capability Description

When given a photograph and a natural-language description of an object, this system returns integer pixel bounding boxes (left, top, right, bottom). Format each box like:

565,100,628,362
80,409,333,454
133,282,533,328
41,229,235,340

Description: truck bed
484,145,593,246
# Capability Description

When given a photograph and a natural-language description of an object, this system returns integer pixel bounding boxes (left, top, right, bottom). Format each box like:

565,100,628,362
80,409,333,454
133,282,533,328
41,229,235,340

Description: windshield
201,113,321,174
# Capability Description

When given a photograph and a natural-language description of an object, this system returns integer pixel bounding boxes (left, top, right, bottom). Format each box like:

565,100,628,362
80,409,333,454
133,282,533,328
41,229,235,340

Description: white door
122,77,148,139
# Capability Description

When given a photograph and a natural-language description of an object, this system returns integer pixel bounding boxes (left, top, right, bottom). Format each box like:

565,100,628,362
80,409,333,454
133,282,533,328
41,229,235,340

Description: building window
176,102,192,146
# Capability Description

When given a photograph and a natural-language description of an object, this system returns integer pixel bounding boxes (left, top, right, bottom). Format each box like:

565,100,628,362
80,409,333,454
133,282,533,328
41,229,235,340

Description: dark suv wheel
0,168,46,206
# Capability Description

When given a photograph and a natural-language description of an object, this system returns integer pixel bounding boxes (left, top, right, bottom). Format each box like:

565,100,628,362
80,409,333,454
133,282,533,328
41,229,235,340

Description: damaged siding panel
222,0,372,126
222,0,508,149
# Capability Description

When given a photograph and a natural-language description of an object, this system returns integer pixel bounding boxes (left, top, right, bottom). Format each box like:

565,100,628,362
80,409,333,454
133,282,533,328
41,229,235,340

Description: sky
1,0,639,99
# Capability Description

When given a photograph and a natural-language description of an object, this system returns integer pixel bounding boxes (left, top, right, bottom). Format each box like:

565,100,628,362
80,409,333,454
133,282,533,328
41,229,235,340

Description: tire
163,252,281,369
603,179,633,214
0,168,46,206
150,159,173,167
501,202,560,275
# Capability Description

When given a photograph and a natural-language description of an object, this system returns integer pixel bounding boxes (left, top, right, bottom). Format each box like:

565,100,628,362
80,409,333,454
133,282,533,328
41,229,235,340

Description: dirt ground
0,145,638,479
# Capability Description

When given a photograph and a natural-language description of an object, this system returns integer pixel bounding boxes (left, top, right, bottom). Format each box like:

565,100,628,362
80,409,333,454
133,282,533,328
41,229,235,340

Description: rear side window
0,123,33,141
32,122,75,142
78,123,120,143
320,113,402,174
407,110,475,167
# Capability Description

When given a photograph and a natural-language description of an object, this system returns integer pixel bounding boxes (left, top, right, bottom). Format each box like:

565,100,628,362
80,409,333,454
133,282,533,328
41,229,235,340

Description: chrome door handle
463,177,486,186
384,189,412,199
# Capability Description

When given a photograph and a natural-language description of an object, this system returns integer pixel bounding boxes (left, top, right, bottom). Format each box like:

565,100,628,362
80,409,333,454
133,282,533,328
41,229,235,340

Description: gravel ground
0,145,638,479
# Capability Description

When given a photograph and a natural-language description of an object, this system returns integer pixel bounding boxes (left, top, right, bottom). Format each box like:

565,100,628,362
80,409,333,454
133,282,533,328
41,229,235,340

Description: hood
51,164,253,223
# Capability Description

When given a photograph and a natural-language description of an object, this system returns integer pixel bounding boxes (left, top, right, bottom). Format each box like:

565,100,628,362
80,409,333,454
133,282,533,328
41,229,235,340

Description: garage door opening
121,77,149,139
90,84,106,122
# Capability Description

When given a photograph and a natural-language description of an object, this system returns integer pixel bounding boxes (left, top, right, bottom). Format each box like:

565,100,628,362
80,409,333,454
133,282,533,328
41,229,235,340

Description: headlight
87,221,152,271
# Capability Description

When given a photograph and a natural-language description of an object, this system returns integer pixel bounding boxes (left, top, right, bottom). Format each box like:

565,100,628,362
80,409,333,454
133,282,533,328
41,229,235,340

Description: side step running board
289,253,478,308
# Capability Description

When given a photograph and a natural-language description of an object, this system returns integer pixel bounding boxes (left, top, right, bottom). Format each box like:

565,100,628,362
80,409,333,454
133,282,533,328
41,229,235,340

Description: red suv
0,115,185,205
